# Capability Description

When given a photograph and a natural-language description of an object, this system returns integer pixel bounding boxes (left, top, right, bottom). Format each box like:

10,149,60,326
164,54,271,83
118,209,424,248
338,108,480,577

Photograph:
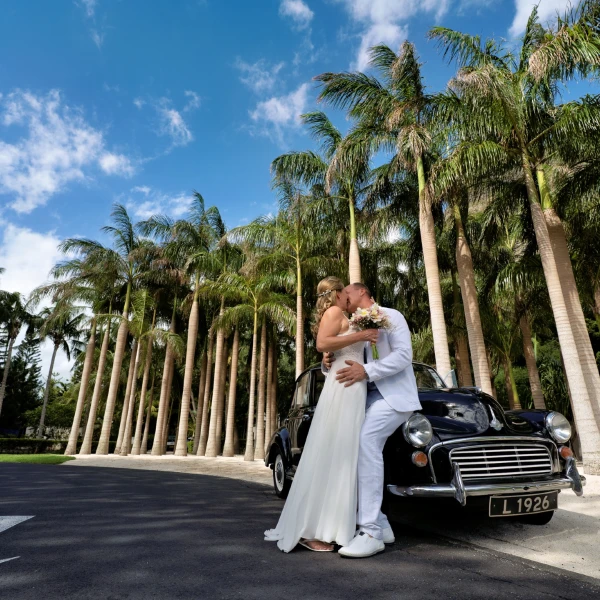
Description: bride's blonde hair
311,276,345,338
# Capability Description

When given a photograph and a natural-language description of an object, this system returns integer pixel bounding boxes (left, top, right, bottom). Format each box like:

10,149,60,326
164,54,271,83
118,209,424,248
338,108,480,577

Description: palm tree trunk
151,309,176,456
80,321,110,454
141,378,154,455
451,270,473,388
192,351,208,454
523,158,600,473
175,291,200,456
0,336,16,419
542,198,600,426
222,328,240,457
214,340,229,455
594,284,600,330
254,320,268,461
519,314,545,409
348,198,361,284
115,340,138,454
131,334,154,455
233,425,240,455
453,205,493,394
120,340,141,455
65,322,96,455
295,255,304,378
264,340,274,455
271,349,278,435
96,284,132,455
244,308,259,461
502,356,521,410
161,363,176,454
205,301,227,457
417,156,451,378
37,343,59,437
196,333,215,455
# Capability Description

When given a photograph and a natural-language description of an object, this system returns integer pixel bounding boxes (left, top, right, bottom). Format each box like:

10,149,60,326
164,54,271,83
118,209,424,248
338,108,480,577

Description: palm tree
228,191,342,378
271,112,372,284
429,7,600,471
316,43,453,378
61,204,148,454
222,327,240,457
212,269,295,461
36,305,85,437
0,292,33,419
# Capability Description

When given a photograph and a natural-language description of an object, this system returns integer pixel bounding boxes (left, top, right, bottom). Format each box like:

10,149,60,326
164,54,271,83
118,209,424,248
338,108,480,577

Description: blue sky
0,0,573,376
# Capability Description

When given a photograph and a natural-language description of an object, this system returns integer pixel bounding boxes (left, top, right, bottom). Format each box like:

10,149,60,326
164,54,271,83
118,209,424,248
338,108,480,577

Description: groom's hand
336,360,368,387
323,352,335,370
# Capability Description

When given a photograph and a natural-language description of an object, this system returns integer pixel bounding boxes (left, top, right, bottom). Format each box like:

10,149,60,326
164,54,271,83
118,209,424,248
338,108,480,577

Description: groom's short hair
350,283,372,298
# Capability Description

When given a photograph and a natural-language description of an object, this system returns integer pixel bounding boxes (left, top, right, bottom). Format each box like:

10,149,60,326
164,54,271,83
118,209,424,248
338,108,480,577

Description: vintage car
265,362,584,524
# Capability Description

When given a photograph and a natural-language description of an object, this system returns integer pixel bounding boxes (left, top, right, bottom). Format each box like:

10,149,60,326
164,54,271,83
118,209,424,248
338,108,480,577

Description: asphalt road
1,464,599,600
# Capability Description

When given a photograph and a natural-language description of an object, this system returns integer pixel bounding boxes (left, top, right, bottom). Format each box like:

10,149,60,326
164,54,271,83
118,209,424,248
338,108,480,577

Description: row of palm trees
1,2,599,473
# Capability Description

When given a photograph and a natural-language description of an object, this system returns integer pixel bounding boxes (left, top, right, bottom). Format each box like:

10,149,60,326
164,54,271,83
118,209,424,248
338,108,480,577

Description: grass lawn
0,454,75,465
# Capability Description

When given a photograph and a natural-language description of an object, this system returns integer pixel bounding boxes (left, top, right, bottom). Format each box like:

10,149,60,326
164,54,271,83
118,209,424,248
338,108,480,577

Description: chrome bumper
387,457,585,506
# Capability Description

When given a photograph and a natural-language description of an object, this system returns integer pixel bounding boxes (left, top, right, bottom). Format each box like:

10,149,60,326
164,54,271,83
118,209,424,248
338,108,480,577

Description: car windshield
413,364,445,389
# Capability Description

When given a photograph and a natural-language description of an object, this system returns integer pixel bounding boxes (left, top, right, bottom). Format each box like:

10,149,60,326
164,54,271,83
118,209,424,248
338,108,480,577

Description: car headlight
545,411,571,444
402,414,433,448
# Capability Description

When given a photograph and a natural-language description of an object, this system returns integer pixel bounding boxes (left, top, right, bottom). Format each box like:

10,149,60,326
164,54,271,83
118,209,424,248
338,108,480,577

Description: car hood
419,388,535,439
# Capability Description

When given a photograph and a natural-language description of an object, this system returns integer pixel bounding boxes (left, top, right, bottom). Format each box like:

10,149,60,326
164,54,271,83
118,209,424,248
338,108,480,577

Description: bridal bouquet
349,304,390,359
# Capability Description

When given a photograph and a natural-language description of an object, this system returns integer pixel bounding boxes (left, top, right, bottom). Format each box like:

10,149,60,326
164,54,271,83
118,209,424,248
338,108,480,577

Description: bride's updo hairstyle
312,276,345,338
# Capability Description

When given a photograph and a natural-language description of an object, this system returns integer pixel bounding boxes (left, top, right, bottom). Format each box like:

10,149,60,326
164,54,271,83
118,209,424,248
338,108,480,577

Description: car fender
265,428,292,468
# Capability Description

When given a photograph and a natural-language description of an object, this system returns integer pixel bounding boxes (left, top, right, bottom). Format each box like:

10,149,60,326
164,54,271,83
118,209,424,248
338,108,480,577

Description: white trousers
357,399,412,540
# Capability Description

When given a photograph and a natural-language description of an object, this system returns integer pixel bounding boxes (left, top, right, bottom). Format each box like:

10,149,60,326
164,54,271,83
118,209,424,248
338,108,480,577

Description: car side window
294,372,312,408
314,372,325,406
413,364,443,389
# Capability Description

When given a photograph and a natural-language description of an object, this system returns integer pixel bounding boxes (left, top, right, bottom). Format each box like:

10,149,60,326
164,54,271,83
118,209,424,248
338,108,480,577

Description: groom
324,283,421,558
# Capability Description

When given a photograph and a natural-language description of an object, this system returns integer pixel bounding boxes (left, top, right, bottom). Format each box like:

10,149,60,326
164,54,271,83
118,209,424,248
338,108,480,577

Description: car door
287,370,313,467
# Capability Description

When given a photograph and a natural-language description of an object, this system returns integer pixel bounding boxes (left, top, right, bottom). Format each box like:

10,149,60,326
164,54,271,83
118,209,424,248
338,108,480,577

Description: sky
0,0,575,379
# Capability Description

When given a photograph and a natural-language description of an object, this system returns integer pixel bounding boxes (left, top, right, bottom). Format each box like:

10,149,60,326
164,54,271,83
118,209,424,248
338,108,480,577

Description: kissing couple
265,276,422,558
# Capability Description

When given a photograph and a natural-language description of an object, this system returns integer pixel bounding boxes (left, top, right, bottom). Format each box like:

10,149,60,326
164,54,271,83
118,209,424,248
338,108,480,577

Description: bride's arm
316,306,374,352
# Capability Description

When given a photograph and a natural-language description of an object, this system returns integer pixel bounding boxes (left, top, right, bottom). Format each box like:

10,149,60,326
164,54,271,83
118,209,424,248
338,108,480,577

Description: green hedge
0,438,118,454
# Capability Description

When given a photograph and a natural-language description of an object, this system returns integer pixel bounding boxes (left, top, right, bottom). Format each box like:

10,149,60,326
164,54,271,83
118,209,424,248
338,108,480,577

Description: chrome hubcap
275,456,284,490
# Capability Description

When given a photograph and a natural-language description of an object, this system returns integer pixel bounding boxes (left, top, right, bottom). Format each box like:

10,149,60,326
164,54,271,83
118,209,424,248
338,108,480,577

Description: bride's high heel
298,539,335,552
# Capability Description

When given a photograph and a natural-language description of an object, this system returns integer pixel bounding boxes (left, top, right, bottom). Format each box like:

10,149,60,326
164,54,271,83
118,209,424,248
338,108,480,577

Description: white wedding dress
264,329,366,552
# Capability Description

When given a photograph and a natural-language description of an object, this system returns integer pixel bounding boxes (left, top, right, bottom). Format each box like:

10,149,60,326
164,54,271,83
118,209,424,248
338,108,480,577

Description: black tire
273,450,291,499
518,510,555,525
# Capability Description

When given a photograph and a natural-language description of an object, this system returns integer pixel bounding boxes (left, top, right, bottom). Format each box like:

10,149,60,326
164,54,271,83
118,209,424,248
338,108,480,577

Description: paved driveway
1,464,599,600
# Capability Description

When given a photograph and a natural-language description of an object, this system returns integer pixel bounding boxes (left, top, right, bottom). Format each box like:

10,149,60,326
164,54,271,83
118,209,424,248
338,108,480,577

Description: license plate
489,491,558,517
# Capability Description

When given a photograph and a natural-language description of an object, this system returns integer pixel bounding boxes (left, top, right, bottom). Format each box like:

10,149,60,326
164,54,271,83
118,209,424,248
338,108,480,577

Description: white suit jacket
362,307,422,413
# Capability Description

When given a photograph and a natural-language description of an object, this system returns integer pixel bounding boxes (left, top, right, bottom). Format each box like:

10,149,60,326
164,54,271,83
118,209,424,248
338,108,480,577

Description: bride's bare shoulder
323,305,344,320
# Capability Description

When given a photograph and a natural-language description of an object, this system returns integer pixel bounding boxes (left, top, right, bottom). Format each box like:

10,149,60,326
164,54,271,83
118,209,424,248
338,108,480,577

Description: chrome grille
450,444,553,479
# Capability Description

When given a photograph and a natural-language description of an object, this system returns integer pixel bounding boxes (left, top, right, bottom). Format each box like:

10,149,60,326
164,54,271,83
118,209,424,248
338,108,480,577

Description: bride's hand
361,329,379,343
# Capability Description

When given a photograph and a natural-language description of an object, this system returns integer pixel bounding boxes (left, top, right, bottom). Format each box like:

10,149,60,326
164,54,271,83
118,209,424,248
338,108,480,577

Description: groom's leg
357,401,412,540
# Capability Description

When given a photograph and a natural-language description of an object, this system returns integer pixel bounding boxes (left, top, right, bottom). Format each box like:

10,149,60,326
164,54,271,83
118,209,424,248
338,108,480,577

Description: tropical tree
36,305,85,437
0,292,34,419
271,112,372,285
429,4,600,471
316,42,453,378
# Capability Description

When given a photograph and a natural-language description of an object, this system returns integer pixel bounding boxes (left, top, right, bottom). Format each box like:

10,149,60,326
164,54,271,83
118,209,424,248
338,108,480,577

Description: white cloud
78,0,97,18
280,0,314,30
236,59,285,94
183,90,201,112
131,185,151,196
126,187,193,220
509,0,569,37
91,29,104,48
334,0,448,70
0,89,135,214
133,97,145,110
0,222,74,380
250,83,310,143
99,153,135,177
158,105,193,147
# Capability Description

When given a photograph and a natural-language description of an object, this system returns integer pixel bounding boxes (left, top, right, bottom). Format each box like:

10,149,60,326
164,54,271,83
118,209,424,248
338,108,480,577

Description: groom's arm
363,310,412,383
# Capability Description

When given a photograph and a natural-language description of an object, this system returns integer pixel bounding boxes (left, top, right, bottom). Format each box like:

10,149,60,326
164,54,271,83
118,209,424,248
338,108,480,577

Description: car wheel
518,510,555,525
273,450,291,499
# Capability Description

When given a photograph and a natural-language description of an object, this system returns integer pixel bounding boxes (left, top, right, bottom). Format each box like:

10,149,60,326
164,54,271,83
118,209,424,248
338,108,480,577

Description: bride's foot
299,539,335,552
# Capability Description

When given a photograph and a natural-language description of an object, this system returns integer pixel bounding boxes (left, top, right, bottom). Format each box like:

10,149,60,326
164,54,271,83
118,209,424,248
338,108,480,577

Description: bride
264,276,378,552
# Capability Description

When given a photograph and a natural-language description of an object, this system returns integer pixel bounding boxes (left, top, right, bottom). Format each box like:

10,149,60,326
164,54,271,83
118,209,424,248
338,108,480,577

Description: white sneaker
382,526,395,545
338,532,385,558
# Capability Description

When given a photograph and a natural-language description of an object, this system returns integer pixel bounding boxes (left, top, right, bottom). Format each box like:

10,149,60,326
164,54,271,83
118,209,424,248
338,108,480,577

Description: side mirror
443,369,458,388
